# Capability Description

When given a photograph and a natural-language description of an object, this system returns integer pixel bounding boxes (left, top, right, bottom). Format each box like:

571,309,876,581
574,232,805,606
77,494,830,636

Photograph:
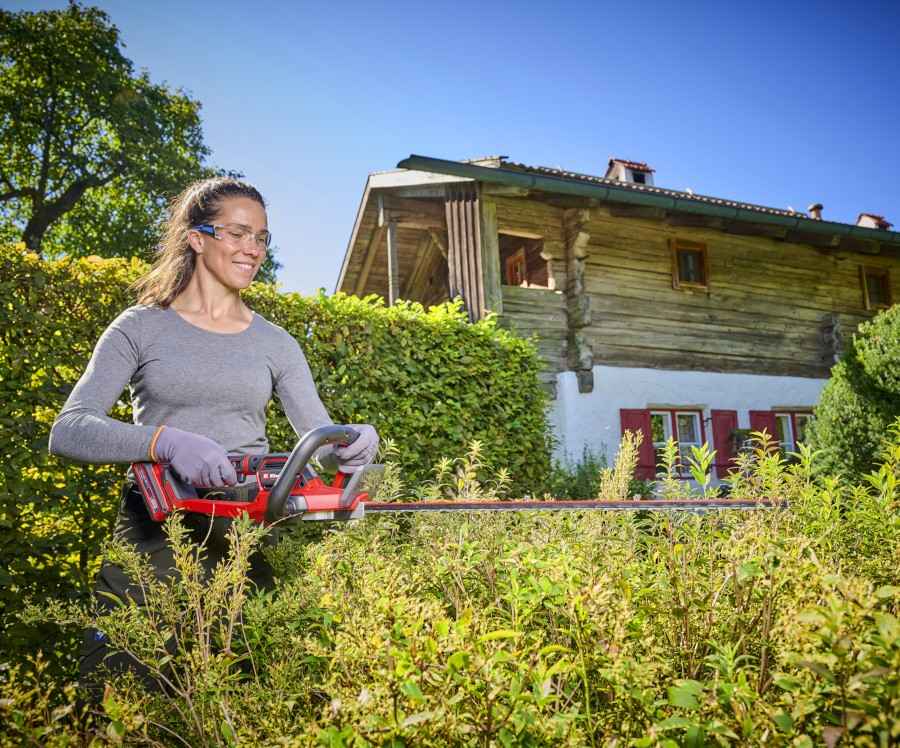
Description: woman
48,176,378,694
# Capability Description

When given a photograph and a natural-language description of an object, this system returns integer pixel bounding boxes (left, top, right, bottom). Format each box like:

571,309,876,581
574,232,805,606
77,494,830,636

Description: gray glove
154,426,237,487
332,424,379,474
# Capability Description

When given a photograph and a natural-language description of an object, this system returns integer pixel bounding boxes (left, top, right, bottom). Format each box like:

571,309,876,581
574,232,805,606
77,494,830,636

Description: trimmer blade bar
363,499,785,514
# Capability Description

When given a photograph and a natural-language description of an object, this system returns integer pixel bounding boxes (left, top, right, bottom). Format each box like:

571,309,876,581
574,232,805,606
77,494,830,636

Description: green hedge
0,244,551,672
808,304,900,479
4,429,899,745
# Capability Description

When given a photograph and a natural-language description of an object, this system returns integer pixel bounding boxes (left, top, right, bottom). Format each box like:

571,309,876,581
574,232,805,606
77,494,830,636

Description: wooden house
336,155,900,478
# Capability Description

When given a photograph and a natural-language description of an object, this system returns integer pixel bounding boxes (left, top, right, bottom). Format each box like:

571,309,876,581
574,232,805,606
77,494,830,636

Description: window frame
773,410,813,452
650,408,706,475
670,238,710,290
860,266,892,311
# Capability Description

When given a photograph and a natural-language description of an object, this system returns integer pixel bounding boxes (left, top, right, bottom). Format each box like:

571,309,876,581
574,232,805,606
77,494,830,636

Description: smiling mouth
234,262,256,272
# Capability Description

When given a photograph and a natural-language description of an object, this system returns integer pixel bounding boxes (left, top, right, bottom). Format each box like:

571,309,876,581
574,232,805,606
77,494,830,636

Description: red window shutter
619,409,656,480
711,409,738,474
749,410,779,450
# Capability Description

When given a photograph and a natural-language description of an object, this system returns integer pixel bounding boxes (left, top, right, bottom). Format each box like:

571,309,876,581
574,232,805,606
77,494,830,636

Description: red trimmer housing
131,425,382,524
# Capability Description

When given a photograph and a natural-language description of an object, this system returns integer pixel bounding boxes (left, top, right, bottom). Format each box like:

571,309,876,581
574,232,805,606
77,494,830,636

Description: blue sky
10,0,900,295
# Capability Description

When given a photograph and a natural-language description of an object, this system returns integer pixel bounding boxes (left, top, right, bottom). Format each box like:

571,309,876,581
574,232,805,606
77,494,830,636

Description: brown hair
130,177,267,307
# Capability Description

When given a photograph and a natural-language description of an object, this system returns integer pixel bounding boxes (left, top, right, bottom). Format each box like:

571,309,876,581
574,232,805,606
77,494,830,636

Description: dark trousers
79,481,274,698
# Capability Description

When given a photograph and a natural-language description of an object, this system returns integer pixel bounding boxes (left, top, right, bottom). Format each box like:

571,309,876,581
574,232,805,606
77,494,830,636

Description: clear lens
214,224,270,249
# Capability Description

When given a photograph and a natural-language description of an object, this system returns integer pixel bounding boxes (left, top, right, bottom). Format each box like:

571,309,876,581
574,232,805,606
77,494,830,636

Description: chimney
856,213,893,231
604,158,655,186
465,155,508,168
808,203,823,221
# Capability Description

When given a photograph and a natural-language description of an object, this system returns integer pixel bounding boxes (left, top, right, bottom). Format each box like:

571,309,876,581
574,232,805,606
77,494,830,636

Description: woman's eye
227,231,244,240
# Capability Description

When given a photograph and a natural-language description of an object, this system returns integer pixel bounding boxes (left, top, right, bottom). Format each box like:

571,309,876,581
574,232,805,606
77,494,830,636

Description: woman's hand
333,424,379,473
153,426,237,487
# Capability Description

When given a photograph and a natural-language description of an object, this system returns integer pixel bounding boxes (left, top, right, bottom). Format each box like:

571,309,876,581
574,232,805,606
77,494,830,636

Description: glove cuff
149,425,166,462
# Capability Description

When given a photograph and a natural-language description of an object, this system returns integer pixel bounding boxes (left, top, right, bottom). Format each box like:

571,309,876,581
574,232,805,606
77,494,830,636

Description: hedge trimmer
131,425,784,525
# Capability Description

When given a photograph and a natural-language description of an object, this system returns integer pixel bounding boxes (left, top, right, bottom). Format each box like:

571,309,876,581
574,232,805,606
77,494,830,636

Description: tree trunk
21,174,115,253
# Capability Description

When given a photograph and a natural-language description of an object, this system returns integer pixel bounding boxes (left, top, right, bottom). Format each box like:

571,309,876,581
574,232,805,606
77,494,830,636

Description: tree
0,3,281,282
808,304,900,479
0,2,206,250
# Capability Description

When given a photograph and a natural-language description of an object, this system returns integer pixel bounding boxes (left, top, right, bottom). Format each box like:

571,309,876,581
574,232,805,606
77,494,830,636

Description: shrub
540,446,607,499
7,424,899,746
808,304,900,480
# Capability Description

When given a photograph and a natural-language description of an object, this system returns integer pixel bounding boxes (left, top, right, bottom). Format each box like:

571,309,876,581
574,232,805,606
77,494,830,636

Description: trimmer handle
266,424,359,522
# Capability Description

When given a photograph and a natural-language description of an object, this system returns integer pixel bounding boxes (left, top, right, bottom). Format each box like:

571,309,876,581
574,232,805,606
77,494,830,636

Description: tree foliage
0,3,282,281
808,304,900,479
0,3,206,249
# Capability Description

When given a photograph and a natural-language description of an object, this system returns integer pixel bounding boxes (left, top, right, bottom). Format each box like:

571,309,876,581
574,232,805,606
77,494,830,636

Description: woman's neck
171,275,249,322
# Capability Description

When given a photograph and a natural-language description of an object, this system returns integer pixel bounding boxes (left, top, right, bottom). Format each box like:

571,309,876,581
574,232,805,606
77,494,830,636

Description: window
861,267,891,310
632,171,646,184
651,409,704,472
774,411,813,452
671,239,709,289
499,233,549,288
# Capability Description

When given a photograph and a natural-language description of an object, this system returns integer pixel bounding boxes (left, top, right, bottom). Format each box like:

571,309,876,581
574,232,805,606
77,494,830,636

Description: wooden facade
336,159,900,396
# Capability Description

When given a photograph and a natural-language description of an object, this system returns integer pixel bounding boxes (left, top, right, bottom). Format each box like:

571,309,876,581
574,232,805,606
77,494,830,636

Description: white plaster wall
548,365,827,470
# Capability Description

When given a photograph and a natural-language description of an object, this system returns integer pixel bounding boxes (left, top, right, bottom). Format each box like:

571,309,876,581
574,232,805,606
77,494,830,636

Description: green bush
808,304,900,480
0,243,551,675
5,426,899,746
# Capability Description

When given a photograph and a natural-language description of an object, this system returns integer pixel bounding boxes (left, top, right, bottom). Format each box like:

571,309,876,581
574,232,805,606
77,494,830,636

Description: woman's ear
187,229,204,254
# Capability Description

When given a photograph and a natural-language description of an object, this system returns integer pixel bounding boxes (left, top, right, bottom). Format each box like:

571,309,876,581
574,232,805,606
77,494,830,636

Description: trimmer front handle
266,424,358,522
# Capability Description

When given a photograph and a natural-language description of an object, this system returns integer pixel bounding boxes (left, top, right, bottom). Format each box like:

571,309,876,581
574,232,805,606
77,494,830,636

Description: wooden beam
402,234,434,298
354,224,386,296
381,194,445,219
482,183,530,197
393,185,451,199
429,230,448,259
838,236,880,255
540,195,599,210
665,212,725,230
608,203,667,220
377,193,386,227
479,196,503,314
784,229,843,248
386,220,399,304
497,227,543,240
388,213,445,232
723,221,788,240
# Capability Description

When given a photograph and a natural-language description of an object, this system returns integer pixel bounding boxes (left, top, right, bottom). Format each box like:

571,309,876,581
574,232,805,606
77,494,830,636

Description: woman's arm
48,310,159,464
273,334,379,471
273,335,334,437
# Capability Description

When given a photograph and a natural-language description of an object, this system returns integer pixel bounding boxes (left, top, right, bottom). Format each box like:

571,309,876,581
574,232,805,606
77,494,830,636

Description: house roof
395,154,900,245
493,159,808,220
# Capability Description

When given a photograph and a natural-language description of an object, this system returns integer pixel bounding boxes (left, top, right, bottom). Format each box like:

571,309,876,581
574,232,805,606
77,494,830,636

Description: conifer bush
808,304,900,480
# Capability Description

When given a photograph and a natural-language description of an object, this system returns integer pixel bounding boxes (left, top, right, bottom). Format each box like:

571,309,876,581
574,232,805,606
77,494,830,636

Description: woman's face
188,196,269,291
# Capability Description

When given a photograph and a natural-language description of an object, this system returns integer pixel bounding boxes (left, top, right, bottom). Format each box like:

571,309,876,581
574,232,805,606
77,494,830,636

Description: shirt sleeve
273,334,334,437
48,308,158,464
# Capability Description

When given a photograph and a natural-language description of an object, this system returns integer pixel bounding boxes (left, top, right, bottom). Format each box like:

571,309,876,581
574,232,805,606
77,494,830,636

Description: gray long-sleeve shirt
48,304,333,463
